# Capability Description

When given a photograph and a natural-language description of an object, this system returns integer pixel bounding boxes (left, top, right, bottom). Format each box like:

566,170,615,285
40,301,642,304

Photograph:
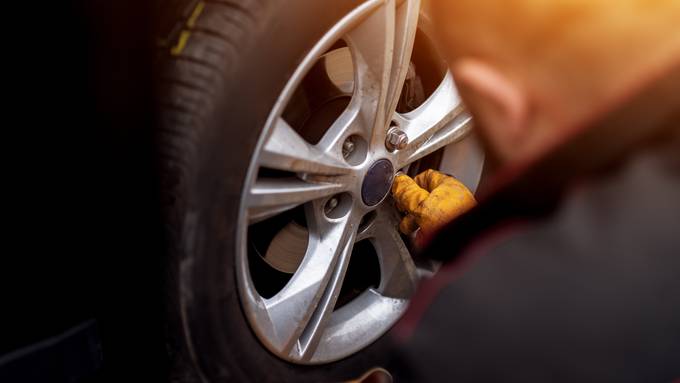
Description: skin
431,0,680,166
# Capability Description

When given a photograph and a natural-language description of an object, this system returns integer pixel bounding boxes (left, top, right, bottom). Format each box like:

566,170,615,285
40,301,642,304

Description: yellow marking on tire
171,31,191,56
170,1,205,56
186,1,205,28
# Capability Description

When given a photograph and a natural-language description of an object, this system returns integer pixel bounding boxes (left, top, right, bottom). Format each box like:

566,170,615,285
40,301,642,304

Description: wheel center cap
361,159,395,206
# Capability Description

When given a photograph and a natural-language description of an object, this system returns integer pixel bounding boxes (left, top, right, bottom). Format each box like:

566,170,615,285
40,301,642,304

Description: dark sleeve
388,149,680,383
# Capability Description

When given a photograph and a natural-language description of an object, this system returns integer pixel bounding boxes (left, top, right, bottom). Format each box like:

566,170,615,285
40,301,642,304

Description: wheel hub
361,159,395,206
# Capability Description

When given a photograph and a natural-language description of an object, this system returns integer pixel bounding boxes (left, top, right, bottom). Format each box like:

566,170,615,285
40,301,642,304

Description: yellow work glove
392,170,476,239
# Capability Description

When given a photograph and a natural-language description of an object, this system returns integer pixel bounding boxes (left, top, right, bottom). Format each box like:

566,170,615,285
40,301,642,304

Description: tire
157,1,394,381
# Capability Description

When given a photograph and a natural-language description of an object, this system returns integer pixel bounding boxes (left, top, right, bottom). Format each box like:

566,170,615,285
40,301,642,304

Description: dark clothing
389,66,680,382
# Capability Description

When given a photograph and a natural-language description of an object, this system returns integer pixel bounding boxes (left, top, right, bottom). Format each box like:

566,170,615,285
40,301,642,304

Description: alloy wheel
237,0,478,364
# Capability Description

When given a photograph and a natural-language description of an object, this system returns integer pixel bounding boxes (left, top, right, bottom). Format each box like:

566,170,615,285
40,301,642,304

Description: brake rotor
263,221,309,274
324,47,354,93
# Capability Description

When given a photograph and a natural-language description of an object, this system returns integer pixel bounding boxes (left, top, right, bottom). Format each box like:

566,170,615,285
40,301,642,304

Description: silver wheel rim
236,0,481,364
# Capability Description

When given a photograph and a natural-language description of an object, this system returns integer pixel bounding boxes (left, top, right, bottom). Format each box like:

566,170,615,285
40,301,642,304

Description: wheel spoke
395,72,473,168
261,118,351,175
310,289,409,363
385,0,421,121
370,203,419,298
295,224,356,360
247,178,345,224
316,101,360,155
344,0,395,147
263,205,358,357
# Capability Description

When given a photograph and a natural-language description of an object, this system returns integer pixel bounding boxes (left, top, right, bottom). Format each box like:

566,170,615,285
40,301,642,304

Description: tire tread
156,1,258,381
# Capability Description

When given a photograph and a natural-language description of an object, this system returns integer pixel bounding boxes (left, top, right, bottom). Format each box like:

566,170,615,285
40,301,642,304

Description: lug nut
325,197,339,214
385,127,408,152
342,138,355,159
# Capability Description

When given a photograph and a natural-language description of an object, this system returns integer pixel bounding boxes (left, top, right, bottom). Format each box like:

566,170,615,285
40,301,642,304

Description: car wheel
157,0,484,381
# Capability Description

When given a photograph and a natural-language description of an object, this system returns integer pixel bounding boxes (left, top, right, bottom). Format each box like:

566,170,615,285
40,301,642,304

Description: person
385,0,680,381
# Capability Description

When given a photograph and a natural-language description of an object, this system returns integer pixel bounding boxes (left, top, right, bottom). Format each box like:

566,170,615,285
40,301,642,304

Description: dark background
3,0,173,381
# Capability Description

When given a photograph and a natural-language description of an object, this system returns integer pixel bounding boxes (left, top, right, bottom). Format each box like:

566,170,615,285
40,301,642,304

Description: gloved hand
392,169,476,240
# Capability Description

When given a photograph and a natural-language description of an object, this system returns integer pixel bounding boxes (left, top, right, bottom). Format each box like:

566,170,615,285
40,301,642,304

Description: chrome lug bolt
342,138,356,159
385,127,408,152
325,197,339,214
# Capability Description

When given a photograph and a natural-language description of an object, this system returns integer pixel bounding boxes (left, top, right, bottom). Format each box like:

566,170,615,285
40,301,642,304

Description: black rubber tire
157,1,393,381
